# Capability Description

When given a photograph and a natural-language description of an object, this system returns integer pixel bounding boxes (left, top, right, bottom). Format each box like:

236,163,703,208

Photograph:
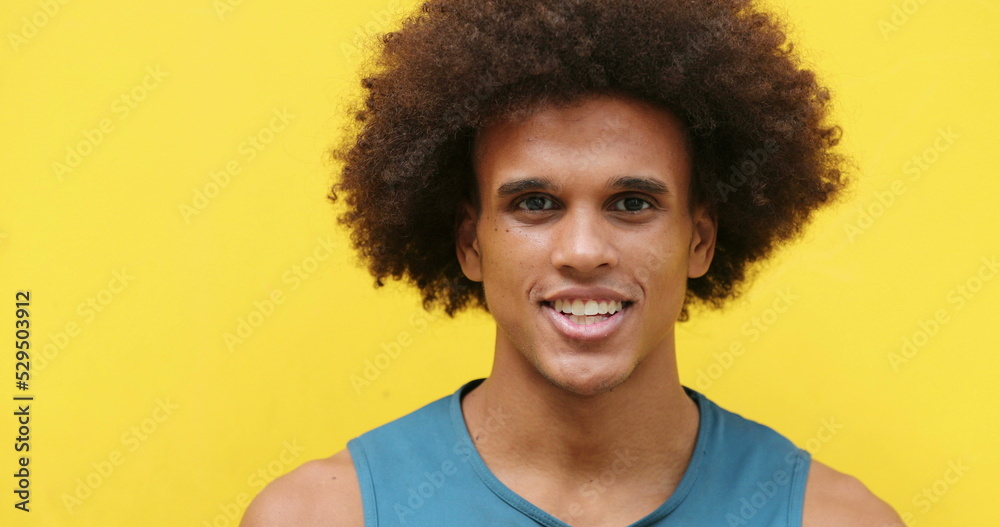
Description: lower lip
542,303,629,341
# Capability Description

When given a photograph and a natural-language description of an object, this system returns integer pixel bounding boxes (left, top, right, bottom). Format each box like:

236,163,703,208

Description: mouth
540,299,633,324
539,299,633,341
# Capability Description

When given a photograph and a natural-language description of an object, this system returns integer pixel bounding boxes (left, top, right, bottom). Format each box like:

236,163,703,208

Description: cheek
478,229,537,303
632,244,690,330
481,223,546,271
632,243,688,295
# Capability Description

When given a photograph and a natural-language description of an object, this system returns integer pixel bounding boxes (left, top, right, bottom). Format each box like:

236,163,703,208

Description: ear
455,200,483,282
687,204,717,279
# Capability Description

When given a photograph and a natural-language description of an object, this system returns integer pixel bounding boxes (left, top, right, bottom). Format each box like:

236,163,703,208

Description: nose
550,208,619,273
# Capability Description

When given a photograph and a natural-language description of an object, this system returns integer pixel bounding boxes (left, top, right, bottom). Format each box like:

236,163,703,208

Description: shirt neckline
448,377,710,526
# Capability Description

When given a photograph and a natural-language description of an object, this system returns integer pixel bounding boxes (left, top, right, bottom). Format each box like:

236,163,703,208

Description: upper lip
541,287,633,304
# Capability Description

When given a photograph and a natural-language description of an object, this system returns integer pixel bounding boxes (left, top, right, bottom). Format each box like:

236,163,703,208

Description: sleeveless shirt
347,378,811,526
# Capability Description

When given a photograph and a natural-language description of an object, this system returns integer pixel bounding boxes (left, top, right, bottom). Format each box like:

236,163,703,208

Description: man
243,0,903,525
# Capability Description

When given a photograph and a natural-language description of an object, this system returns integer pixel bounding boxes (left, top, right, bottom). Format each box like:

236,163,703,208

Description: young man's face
456,92,717,396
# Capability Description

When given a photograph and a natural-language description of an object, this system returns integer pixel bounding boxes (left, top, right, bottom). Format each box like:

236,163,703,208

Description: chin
536,358,637,397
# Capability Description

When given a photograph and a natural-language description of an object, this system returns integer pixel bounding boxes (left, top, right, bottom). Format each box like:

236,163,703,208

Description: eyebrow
495,175,671,198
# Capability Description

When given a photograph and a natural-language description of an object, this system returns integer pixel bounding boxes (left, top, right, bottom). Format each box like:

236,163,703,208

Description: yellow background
1,0,997,525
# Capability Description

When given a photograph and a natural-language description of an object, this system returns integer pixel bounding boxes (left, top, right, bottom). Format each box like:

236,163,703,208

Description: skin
240,92,904,526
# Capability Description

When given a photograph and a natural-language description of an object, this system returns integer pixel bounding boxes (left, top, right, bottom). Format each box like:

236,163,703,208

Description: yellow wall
1,0,996,525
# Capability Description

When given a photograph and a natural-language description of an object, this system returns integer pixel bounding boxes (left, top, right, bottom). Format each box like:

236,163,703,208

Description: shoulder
802,459,903,527
240,448,364,527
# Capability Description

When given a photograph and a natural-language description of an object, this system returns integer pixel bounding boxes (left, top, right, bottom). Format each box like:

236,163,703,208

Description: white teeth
551,299,625,316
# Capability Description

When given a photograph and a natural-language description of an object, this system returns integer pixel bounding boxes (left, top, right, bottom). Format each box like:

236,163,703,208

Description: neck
461,330,700,491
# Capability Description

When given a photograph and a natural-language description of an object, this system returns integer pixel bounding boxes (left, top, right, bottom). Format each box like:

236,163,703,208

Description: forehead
471,93,692,199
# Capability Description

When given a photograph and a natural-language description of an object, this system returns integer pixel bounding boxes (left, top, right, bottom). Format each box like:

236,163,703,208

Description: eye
516,195,557,212
612,196,653,213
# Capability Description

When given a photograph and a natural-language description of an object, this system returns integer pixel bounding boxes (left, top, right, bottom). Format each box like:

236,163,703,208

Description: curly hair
329,0,847,321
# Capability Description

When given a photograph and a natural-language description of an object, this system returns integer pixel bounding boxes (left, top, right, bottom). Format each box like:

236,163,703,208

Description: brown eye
612,196,652,212
517,195,556,211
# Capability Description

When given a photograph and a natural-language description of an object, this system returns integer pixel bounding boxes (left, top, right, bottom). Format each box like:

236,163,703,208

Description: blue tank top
347,378,811,526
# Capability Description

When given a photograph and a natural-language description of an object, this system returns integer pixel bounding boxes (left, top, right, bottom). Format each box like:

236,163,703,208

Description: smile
540,300,632,341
